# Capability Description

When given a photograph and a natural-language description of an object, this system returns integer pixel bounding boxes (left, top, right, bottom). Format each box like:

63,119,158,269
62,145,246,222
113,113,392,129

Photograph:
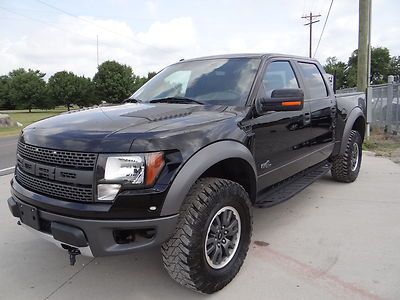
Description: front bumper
8,196,178,257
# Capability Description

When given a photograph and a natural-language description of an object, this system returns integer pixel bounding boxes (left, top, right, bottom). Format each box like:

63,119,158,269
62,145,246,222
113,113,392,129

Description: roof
178,53,319,63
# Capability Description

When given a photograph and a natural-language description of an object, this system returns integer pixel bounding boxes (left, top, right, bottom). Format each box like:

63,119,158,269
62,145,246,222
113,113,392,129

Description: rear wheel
331,130,362,182
161,177,252,294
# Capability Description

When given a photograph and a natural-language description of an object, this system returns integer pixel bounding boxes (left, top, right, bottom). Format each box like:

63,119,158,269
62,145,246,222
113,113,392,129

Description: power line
302,12,321,58
313,0,334,57
0,6,96,42
34,0,156,49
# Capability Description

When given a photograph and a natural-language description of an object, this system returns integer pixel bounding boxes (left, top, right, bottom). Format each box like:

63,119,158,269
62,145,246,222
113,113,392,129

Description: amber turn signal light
145,152,165,186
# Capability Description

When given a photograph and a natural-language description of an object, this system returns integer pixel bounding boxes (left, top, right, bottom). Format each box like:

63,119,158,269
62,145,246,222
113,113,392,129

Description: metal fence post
386,76,394,133
366,86,372,138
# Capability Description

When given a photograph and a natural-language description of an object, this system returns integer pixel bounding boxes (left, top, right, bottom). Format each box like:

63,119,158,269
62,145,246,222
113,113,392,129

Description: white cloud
0,0,399,79
0,15,197,78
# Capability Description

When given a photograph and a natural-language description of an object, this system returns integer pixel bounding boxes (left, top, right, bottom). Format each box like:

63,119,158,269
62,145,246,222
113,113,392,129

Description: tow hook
62,244,81,266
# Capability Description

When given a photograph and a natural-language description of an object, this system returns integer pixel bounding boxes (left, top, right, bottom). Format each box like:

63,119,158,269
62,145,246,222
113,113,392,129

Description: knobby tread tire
331,129,362,183
161,177,252,294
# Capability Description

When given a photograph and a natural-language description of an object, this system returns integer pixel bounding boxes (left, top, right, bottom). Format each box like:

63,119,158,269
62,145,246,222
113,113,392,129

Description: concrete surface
0,153,399,300
0,135,18,174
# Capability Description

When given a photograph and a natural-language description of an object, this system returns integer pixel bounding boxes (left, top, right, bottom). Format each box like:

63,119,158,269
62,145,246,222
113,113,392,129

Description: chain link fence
337,81,400,135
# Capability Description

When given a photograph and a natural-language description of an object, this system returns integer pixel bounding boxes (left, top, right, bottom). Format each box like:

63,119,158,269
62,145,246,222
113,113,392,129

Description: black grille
16,168,93,202
17,142,97,169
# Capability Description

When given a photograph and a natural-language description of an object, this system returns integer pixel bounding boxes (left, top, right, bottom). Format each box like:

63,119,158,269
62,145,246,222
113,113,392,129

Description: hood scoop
121,105,194,122
147,110,192,122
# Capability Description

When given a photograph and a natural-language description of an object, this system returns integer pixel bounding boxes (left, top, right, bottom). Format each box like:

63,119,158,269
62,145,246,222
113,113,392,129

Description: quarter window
298,62,328,99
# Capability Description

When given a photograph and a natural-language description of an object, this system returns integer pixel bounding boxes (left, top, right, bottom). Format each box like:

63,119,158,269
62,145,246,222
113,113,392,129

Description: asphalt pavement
0,135,18,175
0,152,399,300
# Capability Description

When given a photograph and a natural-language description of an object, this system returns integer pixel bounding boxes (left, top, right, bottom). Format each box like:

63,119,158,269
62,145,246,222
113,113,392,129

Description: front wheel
161,178,252,294
331,130,362,183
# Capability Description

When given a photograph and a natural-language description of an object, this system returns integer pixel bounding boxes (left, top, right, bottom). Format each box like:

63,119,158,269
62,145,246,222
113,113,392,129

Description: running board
254,160,331,208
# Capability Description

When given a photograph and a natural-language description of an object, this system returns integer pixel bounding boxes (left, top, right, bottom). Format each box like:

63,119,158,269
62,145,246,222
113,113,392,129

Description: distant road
0,135,18,175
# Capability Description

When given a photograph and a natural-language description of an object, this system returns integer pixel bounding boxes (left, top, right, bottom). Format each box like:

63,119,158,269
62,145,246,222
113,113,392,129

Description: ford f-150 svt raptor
7,53,366,293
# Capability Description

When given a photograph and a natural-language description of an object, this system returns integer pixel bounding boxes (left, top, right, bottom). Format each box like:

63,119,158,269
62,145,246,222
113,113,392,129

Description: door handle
304,112,311,122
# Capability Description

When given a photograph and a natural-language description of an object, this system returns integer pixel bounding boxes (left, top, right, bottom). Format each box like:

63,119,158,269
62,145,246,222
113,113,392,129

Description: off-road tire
161,177,252,294
331,130,362,183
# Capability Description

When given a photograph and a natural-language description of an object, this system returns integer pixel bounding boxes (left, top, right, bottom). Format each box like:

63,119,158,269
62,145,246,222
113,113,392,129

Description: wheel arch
160,141,257,216
339,107,366,155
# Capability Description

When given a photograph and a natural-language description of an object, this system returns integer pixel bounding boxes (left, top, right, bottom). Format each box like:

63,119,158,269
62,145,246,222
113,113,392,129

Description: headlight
104,155,145,183
97,152,165,202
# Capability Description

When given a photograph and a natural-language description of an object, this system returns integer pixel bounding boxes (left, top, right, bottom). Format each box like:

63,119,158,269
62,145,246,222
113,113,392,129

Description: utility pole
302,12,321,58
96,35,99,67
357,0,371,92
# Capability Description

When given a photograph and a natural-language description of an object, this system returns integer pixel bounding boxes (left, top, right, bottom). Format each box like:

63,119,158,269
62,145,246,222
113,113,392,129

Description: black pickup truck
7,53,366,293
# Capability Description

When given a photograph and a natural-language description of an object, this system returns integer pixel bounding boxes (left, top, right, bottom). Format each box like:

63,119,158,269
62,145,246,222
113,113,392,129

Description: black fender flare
339,107,365,155
160,141,257,216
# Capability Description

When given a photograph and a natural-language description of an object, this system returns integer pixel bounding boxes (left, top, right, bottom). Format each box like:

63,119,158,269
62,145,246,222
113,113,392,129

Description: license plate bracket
19,203,40,230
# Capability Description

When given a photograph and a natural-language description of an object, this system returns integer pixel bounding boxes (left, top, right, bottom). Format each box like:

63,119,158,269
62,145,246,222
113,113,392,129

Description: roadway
0,152,399,299
0,135,18,175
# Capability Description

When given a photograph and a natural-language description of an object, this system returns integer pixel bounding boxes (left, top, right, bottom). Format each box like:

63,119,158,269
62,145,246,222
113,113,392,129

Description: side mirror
256,88,304,114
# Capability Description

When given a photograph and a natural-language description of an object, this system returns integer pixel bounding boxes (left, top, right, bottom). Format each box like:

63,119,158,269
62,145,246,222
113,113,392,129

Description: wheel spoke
222,210,232,226
206,238,215,246
212,245,222,265
225,219,238,236
222,239,234,255
214,215,222,227
210,224,218,234
207,244,216,256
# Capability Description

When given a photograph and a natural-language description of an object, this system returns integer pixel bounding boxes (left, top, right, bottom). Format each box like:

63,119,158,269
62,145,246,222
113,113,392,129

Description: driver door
251,60,313,191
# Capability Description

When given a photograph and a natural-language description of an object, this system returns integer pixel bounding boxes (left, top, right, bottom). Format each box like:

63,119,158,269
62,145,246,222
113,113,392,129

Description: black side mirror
256,88,304,114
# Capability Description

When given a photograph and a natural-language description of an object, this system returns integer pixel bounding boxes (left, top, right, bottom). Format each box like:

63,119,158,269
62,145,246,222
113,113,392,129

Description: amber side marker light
281,101,302,107
145,152,165,186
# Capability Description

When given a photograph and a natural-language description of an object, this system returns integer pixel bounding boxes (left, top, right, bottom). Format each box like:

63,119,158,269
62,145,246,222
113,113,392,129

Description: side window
259,61,299,97
298,62,328,99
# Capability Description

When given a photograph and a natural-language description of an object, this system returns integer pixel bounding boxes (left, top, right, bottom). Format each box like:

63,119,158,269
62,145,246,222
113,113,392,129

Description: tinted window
298,62,327,99
132,58,261,106
260,61,299,97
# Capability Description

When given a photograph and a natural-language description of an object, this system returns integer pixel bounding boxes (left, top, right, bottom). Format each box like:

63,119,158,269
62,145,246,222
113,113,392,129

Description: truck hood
20,103,237,152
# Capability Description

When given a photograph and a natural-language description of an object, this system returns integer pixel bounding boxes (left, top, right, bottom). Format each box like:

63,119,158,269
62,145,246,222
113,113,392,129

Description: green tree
389,56,400,80
8,68,49,112
0,75,13,110
74,76,98,107
48,71,79,111
324,57,348,89
347,47,392,86
93,61,139,103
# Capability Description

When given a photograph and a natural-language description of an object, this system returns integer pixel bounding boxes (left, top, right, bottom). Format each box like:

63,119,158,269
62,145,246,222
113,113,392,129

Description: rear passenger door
296,61,335,165
251,60,313,191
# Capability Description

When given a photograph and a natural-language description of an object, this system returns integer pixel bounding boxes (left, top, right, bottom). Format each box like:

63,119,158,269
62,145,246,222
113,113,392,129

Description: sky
0,0,399,78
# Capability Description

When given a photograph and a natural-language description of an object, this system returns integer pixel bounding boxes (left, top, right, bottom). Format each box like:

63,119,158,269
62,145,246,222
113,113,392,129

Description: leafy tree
347,47,392,86
48,71,79,111
0,75,13,110
324,57,348,89
389,56,400,81
93,61,139,103
74,76,98,107
146,71,157,80
8,68,49,112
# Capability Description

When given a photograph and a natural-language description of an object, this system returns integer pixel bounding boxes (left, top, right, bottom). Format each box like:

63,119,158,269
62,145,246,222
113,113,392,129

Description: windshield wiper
149,96,204,105
123,97,142,103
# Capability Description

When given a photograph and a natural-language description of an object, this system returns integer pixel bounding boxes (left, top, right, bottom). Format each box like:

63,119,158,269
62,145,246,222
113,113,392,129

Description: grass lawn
0,108,67,137
363,131,400,164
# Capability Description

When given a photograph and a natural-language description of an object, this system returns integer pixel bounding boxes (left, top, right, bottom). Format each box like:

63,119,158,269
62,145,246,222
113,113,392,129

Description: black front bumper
8,187,178,257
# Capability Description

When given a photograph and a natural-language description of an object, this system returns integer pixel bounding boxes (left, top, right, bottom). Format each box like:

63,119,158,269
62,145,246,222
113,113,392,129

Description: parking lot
0,152,399,300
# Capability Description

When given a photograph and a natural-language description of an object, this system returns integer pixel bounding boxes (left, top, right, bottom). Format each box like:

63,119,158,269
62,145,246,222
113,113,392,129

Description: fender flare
160,141,257,216
339,107,365,155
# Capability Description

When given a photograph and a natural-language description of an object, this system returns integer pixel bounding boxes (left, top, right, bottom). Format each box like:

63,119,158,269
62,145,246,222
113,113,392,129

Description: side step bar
254,160,331,208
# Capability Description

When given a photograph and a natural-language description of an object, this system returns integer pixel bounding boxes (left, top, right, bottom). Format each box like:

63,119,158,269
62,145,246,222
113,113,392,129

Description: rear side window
261,61,299,97
298,62,328,99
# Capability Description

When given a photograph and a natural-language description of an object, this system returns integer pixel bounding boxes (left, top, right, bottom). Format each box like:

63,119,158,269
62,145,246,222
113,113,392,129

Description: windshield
131,58,261,106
